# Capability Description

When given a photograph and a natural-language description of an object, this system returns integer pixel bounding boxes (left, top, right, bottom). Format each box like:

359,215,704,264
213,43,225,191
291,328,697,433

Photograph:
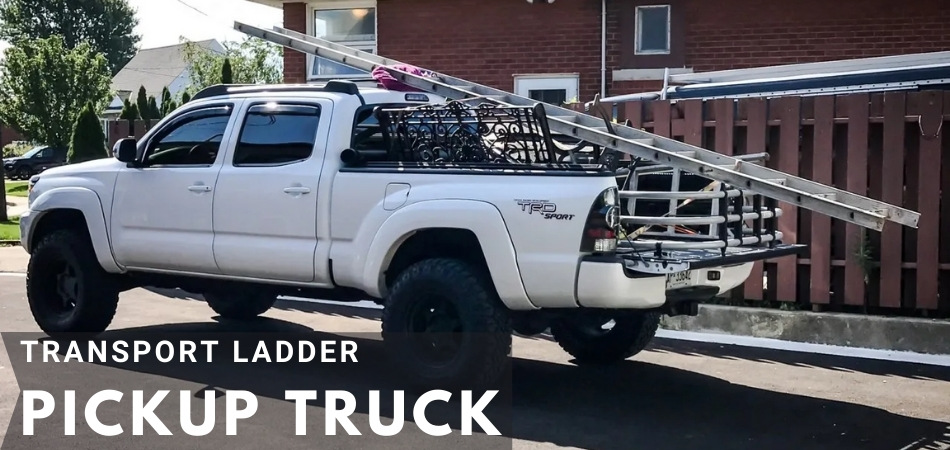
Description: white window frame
634,5,671,55
307,0,378,81
513,74,580,105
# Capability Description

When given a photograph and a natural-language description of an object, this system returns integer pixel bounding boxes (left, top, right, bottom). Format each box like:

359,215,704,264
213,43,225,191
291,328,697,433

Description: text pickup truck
19,81,803,388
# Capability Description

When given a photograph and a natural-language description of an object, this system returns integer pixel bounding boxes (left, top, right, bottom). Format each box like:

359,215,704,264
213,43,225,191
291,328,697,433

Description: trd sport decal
515,199,575,220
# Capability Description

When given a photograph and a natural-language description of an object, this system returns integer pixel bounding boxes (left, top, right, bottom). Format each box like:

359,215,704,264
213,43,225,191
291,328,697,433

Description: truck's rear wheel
381,258,511,389
204,291,277,320
26,229,120,336
550,310,660,364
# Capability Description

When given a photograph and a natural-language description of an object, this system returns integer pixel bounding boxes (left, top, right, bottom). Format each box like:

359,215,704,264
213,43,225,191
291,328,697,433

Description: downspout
600,0,607,98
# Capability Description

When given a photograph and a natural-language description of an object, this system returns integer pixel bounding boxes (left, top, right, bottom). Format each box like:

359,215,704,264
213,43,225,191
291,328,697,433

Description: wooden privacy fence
603,90,949,316
106,119,160,150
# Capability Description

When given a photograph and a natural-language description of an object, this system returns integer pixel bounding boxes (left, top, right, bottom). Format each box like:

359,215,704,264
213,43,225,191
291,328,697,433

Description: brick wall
283,2,308,83
279,0,950,100
679,0,950,71
377,0,605,101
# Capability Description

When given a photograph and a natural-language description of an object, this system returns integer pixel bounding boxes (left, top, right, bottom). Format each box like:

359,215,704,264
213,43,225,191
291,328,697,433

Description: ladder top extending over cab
234,21,920,233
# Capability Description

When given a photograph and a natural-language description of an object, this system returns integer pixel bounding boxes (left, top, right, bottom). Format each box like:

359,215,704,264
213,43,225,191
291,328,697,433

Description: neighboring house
106,39,226,117
248,0,950,104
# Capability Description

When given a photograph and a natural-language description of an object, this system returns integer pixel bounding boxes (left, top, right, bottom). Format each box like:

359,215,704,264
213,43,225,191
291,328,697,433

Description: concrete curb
660,304,950,355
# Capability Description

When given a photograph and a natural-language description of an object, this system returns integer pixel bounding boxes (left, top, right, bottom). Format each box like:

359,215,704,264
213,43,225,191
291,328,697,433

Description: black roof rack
190,79,376,102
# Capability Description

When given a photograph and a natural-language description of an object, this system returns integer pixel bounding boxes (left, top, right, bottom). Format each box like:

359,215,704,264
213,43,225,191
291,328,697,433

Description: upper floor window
310,4,377,79
635,5,671,55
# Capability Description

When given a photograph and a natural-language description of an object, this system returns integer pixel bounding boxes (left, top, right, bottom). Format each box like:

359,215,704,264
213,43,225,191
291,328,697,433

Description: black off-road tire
550,311,661,364
15,166,30,180
204,291,278,320
26,229,120,336
381,258,512,390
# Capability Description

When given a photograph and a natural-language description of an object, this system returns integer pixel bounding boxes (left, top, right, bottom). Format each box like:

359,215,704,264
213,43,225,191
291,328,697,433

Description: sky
0,0,284,53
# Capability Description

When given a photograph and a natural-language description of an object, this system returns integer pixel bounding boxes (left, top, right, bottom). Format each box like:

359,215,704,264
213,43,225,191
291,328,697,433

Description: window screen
636,5,670,54
233,104,321,167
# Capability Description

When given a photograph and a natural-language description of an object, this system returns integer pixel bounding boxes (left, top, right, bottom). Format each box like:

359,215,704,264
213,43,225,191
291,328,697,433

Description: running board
234,21,920,233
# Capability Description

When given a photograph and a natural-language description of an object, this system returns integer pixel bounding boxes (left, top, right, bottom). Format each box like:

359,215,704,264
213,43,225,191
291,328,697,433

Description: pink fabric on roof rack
372,64,435,92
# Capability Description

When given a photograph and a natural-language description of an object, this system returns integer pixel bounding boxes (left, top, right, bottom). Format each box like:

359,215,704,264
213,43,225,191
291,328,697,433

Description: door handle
188,185,212,193
283,187,311,195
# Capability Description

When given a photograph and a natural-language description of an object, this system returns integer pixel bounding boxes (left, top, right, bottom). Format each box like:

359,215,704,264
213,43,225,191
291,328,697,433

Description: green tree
181,91,192,104
0,0,141,75
160,86,171,115
221,57,233,84
119,96,136,120
0,36,111,150
181,37,282,95
147,95,160,120
67,102,108,164
166,99,178,114
136,85,148,120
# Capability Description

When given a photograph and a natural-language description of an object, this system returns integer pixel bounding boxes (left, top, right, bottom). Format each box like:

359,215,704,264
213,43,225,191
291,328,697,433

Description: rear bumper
574,244,805,309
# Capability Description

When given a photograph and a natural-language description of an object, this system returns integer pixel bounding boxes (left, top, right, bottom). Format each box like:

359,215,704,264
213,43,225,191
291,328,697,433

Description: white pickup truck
19,81,802,387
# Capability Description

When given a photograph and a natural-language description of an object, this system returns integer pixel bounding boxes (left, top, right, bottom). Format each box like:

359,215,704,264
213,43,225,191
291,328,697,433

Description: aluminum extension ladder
234,21,919,233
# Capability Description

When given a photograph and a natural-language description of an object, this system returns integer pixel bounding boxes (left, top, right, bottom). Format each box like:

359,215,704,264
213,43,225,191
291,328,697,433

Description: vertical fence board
844,94,869,306
742,98,767,300
622,102,643,129
913,92,943,310
682,100,703,146
743,99,767,300
775,96,800,302
714,99,735,155
810,96,835,305
653,101,672,137
880,92,906,308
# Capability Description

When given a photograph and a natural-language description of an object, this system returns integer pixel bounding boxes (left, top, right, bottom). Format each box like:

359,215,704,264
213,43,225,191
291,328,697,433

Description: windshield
21,146,45,158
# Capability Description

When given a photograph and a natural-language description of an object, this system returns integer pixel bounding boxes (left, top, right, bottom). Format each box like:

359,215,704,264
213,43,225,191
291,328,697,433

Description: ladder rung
676,150,695,158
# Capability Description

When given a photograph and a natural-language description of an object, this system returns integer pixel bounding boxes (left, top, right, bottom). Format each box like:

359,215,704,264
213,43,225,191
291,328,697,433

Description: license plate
665,270,692,290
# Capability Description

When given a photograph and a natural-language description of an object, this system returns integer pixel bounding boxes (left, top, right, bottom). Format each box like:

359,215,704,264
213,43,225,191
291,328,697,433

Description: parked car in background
3,145,68,180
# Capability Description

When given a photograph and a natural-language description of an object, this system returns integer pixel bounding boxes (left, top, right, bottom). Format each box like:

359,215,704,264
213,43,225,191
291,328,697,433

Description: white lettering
461,390,499,435
86,390,123,436
276,341,293,363
369,390,403,436
42,340,59,362
252,341,271,362
64,390,75,435
20,340,38,362
413,390,452,437
155,341,174,363
180,390,216,436
63,341,82,362
225,391,258,435
23,390,54,436
180,341,197,363
133,341,150,362
321,341,335,362
113,340,129,363
298,341,315,362
325,390,361,435
200,340,217,363
133,390,172,435
341,341,358,362
234,341,247,363
285,390,317,435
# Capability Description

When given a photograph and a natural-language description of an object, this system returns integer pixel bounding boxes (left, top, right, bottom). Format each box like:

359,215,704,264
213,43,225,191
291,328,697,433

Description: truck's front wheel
551,310,660,364
26,230,120,336
381,258,511,389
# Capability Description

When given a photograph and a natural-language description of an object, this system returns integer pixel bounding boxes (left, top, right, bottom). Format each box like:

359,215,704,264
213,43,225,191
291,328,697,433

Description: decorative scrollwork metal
375,101,558,164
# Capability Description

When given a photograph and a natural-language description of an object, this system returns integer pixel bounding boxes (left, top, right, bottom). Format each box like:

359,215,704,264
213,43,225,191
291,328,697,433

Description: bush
67,102,108,164
2,141,34,158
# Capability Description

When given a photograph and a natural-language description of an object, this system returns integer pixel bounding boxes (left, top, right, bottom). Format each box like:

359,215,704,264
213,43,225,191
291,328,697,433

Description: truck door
211,99,331,282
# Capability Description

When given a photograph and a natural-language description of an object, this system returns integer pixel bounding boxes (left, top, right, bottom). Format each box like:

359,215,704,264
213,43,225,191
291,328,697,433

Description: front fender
361,199,536,311
25,187,122,273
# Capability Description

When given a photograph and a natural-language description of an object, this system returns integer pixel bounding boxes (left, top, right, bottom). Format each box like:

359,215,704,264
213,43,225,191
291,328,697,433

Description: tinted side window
233,104,321,167
146,106,233,166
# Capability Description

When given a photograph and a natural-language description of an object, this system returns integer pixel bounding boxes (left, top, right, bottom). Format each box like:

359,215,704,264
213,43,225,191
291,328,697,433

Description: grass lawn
0,216,19,241
4,180,28,197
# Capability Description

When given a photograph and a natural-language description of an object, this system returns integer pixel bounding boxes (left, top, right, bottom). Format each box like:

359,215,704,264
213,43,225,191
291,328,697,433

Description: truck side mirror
114,138,138,164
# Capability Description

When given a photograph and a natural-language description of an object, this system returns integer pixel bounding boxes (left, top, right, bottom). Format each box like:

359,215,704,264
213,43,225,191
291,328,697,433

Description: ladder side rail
235,21,920,232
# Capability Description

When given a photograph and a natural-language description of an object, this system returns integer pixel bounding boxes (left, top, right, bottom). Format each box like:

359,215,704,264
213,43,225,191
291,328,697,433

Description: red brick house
248,0,950,104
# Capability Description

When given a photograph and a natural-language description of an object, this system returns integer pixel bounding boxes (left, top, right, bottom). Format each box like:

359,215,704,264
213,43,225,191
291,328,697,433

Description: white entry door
514,75,580,105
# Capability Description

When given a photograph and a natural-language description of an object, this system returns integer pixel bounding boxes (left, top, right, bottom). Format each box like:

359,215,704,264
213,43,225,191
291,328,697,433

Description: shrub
2,141,34,158
67,102,108,164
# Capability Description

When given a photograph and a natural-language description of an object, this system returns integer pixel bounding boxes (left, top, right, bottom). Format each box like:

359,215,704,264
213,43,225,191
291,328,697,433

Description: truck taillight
580,187,620,254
